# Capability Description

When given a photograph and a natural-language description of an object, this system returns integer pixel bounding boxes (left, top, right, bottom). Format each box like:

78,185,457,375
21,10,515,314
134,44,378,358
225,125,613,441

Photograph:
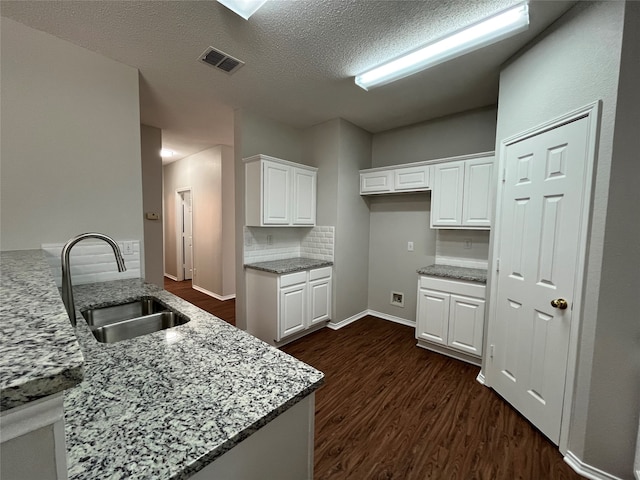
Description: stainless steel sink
81,297,189,343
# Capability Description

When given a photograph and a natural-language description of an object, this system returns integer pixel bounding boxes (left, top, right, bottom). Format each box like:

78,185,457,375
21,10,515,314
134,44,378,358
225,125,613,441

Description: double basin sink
81,297,190,344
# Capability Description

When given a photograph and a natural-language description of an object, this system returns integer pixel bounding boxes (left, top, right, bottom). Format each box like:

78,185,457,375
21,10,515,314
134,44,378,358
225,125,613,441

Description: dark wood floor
162,279,582,479
163,278,235,325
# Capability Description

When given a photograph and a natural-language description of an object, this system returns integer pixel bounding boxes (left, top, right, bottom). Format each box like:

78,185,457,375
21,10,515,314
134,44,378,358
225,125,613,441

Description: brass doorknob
551,298,568,310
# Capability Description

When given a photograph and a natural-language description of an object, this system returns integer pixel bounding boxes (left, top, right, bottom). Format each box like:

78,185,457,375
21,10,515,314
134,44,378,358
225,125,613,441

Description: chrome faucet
61,232,127,326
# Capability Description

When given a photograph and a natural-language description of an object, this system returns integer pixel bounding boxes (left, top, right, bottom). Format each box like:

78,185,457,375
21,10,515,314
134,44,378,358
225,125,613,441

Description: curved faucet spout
61,233,127,326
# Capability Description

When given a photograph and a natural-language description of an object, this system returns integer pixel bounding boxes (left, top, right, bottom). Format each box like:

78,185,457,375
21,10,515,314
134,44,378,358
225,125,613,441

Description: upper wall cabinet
431,155,494,229
360,164,432,195
245,154,317,227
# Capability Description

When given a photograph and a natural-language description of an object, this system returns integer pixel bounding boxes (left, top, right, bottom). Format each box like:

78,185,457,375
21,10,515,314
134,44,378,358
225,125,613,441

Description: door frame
484,101,601,454
175,187,193,282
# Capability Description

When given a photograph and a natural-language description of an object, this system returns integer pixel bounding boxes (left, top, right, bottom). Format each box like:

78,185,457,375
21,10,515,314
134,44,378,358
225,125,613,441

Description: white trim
192,284,236,301
485,101,601,453
0,393,64,442
435,257,488,269
564,451,623,480
164,273,178,281
476,371,486,385
416,340,482,366
327,310,369,330
327,309,416,330
367,310,415,327
175,187,193,282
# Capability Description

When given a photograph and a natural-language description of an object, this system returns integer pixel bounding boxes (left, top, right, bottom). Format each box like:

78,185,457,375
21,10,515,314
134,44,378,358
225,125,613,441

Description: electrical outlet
464,238,473,249
407,241,414,252
123,241,134,255
267,234,273,245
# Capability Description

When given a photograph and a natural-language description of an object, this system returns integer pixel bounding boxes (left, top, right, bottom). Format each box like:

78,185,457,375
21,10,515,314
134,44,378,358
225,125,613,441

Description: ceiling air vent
199,47,244,75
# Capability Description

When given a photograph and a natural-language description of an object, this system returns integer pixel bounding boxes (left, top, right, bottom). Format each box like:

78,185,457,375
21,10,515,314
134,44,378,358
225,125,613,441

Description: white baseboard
476,371,486,385
192,284,236,301
564,451,623,480
367,310,415,328
164,273,178,281
328,309,415,330
327,310,369,330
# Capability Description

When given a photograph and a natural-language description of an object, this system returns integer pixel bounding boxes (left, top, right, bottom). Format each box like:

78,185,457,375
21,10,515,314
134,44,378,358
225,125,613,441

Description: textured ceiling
1,0,576,161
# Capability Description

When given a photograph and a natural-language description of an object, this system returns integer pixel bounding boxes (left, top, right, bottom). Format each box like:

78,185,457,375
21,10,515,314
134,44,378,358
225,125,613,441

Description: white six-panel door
487,115,591,444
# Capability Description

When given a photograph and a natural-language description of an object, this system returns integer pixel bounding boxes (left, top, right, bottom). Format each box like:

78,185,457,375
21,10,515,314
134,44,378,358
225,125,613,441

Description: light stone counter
1,250,323,479
417,264,488,284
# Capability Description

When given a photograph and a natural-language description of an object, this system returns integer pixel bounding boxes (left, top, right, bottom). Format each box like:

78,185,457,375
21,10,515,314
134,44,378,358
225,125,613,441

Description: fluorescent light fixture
160,148,174,158
217,0,268,20
355,2,530,90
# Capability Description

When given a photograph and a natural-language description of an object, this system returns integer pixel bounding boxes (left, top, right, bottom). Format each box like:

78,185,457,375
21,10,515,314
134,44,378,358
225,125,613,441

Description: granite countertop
417,264,488,284
244,257,333,274
0,250,84,410
2,250,324,479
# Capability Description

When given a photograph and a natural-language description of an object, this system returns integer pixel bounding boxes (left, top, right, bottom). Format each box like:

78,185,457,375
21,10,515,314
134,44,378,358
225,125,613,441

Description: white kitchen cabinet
416,276,486,365
246,266,332,344
431,155,494,229
360,164,432,195
360,170,394,194
292,167,316,225
245,154,317,227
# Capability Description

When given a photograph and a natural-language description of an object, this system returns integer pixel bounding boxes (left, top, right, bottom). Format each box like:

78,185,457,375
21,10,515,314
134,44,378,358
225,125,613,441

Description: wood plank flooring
163,278,235,325
161,279,582,479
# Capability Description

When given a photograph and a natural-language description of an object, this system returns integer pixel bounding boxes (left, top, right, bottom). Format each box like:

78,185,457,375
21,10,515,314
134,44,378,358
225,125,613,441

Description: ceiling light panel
217,0,268,20
355,2,530,90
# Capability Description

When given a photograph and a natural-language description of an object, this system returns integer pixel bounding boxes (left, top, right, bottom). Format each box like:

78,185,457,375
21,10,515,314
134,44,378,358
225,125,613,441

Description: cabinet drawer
419,276,485,299
280,271,307,288
309,267,332,281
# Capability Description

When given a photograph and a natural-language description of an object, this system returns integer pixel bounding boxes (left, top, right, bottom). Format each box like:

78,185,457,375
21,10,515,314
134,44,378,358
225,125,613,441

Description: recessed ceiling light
355,2,530,90
160,148,174,158
217,0,268,20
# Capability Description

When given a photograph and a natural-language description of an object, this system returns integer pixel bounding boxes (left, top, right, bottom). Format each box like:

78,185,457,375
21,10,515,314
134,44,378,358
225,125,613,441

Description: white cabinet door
416,288,450,345
431,162,464,227
292,167,316,225
462,158,494,228
360,171,393,194
263,161,291,225
279,283,306,341
394,165,431,191
309,277,331,325
448,294,485,356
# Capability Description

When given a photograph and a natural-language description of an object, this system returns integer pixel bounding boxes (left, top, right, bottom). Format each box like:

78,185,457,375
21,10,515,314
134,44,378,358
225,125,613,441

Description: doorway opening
176,188,193,282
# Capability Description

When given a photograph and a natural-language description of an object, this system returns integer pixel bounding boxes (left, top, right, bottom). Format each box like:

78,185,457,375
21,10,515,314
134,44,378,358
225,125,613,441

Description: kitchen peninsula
0,250,323,480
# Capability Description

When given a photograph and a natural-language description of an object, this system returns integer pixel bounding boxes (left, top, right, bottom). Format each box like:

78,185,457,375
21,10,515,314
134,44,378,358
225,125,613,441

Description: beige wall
234,109,307,329
221,145,236,297
367,194,435,321
494,1,638,476
371,106,497,167
367,108,497,321
140,125,164,287
163,146,234,298
0,17,143,254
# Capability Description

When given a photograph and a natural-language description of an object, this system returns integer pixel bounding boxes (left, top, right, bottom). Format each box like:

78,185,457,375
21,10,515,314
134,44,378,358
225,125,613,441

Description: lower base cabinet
416,276,486,365
246,267,332,345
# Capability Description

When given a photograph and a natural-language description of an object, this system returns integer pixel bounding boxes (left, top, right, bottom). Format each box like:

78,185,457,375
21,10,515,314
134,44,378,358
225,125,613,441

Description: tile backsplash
42,240,141,287
244,226,335,263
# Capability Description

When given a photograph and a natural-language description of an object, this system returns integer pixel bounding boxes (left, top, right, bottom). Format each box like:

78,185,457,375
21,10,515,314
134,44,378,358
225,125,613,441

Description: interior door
181,191,193,280
487,115,590,444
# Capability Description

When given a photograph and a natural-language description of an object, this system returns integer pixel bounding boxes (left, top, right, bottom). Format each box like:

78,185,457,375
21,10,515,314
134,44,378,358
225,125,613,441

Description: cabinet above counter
245,154,317,227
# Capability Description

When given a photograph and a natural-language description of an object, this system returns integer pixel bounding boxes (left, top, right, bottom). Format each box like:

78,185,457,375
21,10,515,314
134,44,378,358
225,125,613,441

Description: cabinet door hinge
490,344,495,360
496,259,500,272
502,169,506,183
